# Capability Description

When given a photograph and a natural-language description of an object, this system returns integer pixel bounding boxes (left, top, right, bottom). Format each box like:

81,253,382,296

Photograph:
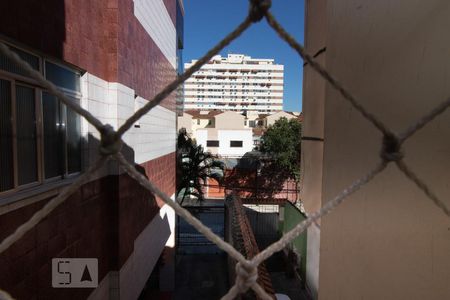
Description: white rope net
1,1,449,299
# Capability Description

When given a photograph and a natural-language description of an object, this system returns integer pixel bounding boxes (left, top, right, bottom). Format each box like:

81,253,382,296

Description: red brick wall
0,0,177,111
118,151,176,266
117,0,177,112
0,176,117,300
0,152,176,299
163,0,177,25
141,152,177,207
0,0,118,83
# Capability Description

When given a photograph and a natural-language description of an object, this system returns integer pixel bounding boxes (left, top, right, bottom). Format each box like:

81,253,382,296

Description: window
0,43,82,194
230,140,243,147
207,140,219,147
197,119,200,125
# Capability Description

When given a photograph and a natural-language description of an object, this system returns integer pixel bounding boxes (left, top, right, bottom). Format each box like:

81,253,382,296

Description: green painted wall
282,202,307,283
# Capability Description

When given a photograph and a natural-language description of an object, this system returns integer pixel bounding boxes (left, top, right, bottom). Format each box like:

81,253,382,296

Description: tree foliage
176,128,225,204
259,117,302,181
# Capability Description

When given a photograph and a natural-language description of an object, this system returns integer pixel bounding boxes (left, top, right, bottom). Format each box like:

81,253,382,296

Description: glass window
16,85,38,185
207,140,219,147
45,61,80,92
42,92,64,179
0,46,39,77
42,92,82,178
230,141,243,148
66,102,82,174
0,79,13,191
0,44,83,194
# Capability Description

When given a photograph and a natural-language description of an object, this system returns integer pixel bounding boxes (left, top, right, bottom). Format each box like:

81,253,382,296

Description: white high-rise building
183,54,284,113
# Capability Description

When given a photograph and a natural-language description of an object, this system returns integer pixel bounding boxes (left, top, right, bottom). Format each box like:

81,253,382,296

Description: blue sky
183,0,305,112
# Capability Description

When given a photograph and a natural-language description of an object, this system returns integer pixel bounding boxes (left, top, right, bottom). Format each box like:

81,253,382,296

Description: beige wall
301,0,327,297
215,111,245,129
303,1,450,299
192,118,213,131
266,111,296,127
177,113,193,136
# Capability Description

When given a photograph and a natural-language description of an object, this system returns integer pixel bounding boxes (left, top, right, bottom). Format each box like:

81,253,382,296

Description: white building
184,54,284,113
178,111,253,157
178,109,303,154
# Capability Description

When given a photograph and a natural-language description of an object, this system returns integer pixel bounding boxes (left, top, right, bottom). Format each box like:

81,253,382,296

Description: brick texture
0,0,177,111
141,152,177,208
163,0,177,26
0,152,176,299
117,0,177,112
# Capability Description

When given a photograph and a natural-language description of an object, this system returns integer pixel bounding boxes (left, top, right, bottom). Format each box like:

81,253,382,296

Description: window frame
0,75,44,195
41,91,83,183
0,41,83,197
206,140,219,147
230,140,243,148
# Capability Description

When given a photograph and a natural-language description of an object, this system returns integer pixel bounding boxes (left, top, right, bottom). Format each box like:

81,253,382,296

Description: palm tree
176,129,225,205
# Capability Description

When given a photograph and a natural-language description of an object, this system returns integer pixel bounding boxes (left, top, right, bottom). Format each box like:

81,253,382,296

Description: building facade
183,54,284,113
301,0,450,299
179,111,253,158
0,0,183,299
178,109,302,154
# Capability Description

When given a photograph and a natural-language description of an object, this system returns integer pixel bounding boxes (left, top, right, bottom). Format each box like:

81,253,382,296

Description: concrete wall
192,118,213,131
301,0,327,297
196,128,253,157
282,203,307,283
82,73,177,166
177,113,193,136
217,130,253,157
215,111,246,129
302,0,450,299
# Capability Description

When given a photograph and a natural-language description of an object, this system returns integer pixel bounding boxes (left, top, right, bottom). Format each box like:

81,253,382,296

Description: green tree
176,129,225,205
259,117,302,181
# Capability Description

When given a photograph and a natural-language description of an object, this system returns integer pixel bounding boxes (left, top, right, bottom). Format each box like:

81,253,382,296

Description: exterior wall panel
118,0,177,112
301,0,327,297
0,0,180,298
217,130,253,157
302,1,450,299
133,0,177,68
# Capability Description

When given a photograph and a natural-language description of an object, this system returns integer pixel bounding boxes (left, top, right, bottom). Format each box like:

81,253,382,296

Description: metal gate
176,204,225,254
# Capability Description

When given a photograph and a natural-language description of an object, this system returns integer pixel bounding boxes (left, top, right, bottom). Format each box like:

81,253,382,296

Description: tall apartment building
0,0,183,299
184,54,284,113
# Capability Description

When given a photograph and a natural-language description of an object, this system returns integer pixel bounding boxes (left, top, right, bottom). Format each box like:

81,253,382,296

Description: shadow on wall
224,151,293,199
0,131,172,300
0,0,65,58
